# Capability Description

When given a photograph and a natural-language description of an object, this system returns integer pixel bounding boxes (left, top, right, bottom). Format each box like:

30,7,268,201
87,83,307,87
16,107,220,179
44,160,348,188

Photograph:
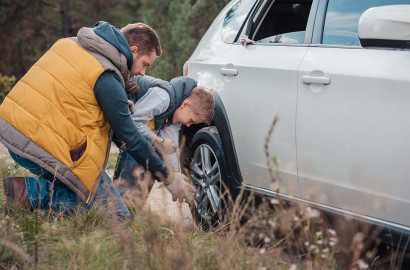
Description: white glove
128,99,136,114
165,172,197,205
155,137,178,154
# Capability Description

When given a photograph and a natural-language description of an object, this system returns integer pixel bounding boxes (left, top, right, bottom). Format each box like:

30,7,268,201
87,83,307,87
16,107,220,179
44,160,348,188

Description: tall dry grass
0,118,409,270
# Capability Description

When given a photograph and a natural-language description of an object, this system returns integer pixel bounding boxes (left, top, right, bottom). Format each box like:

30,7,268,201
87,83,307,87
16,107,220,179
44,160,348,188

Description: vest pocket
69,146,86,163
70,137,90,168
70,136,105,193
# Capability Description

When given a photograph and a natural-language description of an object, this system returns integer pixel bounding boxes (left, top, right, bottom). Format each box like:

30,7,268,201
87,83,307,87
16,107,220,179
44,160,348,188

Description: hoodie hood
166,76,197,127
93,21,133,70
169,76,197,108
76,22,138,92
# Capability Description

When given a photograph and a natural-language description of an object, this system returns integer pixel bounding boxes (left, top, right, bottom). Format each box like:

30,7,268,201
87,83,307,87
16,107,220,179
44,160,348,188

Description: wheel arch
180,91,242,190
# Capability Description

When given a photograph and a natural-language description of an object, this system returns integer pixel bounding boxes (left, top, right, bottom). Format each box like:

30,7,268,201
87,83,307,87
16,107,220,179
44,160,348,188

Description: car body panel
185,0,410,233
297,46,410,227
216,43,308,197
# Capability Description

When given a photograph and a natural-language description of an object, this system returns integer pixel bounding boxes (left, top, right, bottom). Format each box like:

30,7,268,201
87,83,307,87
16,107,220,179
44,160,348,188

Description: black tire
189,126,229,229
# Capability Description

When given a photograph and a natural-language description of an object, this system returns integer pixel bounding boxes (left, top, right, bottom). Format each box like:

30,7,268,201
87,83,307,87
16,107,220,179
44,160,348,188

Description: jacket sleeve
93,71,169,181
158,123,182,172
131,86,170,141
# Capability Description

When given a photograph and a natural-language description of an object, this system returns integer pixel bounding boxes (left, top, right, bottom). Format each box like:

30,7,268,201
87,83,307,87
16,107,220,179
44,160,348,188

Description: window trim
233,0,261,43
311,0,327,44
221,0,260,44
312,0,366,49
234,0,320,46
234,0,265,42
250,0,275,40
304,0,321,43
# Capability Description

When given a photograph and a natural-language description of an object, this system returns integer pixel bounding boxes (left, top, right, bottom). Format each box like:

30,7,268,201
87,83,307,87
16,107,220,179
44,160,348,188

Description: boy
114,75,214,198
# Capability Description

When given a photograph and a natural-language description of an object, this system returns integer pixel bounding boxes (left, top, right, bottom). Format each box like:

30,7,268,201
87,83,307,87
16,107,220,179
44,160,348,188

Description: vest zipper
85,129,113,204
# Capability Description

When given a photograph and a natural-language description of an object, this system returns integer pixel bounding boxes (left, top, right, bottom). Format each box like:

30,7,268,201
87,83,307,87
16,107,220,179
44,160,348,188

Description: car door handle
302,75,331,85
219,67,238,76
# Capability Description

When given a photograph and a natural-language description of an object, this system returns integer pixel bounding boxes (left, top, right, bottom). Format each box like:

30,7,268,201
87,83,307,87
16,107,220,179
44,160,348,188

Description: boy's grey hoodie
130,76,198,171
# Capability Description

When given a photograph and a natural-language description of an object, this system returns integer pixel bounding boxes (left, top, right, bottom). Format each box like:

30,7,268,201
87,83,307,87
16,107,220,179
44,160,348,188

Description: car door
296,0,410,227
216,0,319,196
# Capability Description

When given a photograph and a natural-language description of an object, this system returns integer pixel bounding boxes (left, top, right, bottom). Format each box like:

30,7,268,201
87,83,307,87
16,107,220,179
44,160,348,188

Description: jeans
9,150,130,219
113,149,140,195
113,149,156,199
114,150,138,182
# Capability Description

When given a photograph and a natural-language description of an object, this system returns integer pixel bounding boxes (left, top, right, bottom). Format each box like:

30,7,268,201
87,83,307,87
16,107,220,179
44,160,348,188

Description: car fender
181,91,242,191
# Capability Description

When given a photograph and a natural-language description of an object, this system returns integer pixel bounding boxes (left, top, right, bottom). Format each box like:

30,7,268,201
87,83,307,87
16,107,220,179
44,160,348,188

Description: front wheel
189,127,228,228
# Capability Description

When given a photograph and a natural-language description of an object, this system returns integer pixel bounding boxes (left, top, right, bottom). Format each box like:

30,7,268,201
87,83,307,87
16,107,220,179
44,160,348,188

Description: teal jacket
92,21,168,180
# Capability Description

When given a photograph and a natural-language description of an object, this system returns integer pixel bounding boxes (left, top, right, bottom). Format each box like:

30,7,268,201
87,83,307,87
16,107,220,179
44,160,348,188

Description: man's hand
128,99,136,114
165,172,197,205
154,136,178,154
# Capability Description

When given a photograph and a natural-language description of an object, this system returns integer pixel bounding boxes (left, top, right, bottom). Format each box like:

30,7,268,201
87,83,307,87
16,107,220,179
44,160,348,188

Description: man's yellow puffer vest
0,38,110,202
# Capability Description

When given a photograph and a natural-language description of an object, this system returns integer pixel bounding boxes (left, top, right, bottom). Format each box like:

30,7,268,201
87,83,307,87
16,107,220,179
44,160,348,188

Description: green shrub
0,73,16,104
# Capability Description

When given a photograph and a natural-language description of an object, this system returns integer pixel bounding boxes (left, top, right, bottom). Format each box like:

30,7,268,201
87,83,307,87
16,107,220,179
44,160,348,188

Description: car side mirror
358,5,410,50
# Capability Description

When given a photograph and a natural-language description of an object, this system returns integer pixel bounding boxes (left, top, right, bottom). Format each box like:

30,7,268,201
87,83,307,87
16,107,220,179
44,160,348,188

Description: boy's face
172,100,202,127
130,46,156,77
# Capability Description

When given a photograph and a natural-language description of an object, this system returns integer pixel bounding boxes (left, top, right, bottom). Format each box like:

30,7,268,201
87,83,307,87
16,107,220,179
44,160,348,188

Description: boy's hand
164,172,197,205
155,136,178,154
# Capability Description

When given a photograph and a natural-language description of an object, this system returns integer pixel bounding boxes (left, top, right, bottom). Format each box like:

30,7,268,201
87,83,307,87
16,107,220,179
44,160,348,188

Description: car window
222,0,256,44
322,0,410,46
252,0,313,44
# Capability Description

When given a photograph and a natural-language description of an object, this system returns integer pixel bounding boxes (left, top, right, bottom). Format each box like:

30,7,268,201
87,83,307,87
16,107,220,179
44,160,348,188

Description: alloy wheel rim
191,144,221,221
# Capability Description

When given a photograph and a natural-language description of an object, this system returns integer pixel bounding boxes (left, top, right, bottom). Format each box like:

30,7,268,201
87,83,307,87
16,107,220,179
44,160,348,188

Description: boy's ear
182,99,191,108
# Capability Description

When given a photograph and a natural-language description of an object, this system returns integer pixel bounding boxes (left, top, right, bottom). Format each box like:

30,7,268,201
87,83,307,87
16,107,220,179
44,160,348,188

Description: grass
0,147,289,270
0,139,408,269
0,195,288,269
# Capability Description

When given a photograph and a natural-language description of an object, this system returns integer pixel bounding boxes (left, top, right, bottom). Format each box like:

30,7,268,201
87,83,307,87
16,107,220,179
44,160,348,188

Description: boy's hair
121,23,162,57
188,87,215,125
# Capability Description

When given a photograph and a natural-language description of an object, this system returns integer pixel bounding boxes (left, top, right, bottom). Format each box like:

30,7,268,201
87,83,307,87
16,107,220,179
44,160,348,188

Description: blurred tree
0,0,230,98
141,0,230,80
0,0,138,78
0,73,16,103
0,0,44,77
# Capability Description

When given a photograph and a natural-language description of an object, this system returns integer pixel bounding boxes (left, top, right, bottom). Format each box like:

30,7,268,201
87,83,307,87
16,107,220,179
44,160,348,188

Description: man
0,21,196,219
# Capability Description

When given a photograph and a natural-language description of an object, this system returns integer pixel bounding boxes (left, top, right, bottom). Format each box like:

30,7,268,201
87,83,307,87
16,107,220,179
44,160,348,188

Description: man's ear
130,46,139,55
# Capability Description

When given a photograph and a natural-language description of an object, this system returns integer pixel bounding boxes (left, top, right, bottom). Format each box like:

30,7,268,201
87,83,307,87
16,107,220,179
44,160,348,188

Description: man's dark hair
121,23,162,57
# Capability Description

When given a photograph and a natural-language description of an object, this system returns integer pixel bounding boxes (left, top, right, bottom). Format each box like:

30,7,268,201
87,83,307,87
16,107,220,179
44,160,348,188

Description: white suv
182,0,410,243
